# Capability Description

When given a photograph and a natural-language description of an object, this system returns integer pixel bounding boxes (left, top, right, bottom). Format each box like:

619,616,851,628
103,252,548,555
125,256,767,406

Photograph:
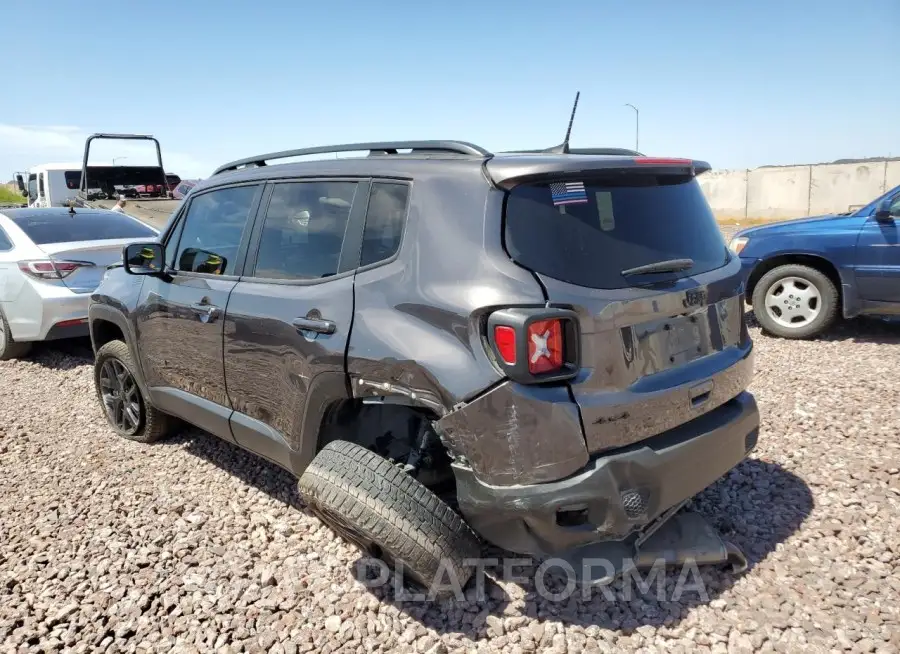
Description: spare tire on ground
298,440,481,599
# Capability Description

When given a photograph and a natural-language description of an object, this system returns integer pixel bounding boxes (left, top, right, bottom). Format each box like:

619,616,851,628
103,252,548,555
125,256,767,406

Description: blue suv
730,184,900,339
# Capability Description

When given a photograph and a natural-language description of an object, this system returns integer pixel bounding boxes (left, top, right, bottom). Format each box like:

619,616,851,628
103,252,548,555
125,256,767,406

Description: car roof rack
212,140,492,176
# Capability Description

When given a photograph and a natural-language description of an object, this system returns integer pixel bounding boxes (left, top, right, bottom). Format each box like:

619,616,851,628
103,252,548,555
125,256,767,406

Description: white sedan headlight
729,236,749,255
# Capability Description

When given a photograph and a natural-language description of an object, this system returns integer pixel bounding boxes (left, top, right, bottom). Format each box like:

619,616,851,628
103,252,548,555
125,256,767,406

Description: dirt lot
1,248,899,653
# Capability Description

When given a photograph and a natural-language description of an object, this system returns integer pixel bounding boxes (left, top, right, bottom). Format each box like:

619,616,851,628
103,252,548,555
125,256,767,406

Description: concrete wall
746,166,811,220
697,169,747,221
699,159,900,222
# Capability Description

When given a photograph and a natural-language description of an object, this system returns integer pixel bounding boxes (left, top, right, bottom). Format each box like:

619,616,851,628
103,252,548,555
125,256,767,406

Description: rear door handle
190,302,221,322
292,317,336,334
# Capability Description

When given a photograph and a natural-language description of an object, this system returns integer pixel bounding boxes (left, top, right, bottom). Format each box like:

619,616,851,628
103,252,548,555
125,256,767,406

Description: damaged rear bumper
453,391,759,558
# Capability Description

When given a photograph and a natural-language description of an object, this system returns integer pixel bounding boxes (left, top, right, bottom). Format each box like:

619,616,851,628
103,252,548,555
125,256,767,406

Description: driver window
174,185,260,276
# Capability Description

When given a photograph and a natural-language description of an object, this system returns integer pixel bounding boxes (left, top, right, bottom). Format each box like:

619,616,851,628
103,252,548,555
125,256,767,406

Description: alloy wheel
99,358,143,435
764,276,822,330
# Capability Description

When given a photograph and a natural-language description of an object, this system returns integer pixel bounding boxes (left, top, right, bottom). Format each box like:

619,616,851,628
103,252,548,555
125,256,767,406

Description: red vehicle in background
133,174,180,197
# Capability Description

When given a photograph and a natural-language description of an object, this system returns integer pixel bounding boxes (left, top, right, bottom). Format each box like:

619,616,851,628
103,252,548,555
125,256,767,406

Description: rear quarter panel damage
435,380,589,486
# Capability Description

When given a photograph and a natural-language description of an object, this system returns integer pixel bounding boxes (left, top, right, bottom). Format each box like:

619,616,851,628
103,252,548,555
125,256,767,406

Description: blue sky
2,0,897,179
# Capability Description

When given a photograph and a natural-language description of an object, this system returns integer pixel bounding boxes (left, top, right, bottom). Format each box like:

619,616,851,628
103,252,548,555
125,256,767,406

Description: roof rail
212,140,491,176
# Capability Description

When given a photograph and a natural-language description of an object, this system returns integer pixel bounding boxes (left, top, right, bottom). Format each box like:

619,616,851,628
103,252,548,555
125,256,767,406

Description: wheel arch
88,304,151,398
291,375,453,491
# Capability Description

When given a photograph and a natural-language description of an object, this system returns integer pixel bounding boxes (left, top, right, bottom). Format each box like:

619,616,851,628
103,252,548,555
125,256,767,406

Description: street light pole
112,156,127,166
624,103,639,152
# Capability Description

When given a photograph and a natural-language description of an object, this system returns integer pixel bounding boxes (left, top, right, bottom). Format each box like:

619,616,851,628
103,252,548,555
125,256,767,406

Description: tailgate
502,170,754,453
537,264,752,453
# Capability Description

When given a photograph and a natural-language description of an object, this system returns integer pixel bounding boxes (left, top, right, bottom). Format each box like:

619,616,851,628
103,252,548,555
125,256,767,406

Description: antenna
544,91,580,154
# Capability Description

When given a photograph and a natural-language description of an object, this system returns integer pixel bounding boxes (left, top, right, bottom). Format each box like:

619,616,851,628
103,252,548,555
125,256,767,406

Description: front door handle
292,317,336,334
190,302,221,323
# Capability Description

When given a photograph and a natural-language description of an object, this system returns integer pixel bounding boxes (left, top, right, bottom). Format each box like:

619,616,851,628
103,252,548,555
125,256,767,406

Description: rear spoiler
504,147,645,157
485,156,712,191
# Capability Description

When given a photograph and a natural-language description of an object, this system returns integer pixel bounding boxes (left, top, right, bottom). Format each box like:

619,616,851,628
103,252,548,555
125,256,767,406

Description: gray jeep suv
89,140,759,595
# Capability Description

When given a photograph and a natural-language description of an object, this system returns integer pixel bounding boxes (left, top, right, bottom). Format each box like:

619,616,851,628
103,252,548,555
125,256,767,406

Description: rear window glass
64,171,81,189
504,175,729,289
10,212,156,245
360,182,409,267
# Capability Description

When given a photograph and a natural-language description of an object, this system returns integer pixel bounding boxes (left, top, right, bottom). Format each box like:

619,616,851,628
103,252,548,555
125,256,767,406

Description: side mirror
874,196,897,221
14,175,25,194
123,242,166,275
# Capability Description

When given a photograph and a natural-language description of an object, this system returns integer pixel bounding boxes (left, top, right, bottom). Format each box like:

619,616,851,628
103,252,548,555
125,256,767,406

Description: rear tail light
527,319,563,374
487,308,579,384
18,260,93,280
493,325,517,365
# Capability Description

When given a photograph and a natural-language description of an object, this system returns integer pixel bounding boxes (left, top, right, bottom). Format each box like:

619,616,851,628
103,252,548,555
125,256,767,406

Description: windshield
10,211,157,245
504,174,730,289
851,184,900,217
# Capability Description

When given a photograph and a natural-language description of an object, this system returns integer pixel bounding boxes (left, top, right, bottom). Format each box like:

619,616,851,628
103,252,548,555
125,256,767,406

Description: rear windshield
10,212,156,245
504,175,729,289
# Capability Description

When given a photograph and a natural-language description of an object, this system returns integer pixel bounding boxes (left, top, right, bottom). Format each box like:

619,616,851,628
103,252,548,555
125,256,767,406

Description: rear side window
0,227,12,251
360,182,409,267
175,184,261,276
10,212,157,245
504,175,729,289
252,181,358,280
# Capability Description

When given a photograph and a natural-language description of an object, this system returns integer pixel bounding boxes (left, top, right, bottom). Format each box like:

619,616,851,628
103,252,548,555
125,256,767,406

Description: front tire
0,309,32,361
94,340,174,443
298,440,481,599
752,264,838,339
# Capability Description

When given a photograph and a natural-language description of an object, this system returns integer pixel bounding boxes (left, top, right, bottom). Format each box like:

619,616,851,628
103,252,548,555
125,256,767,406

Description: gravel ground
2,297,900,650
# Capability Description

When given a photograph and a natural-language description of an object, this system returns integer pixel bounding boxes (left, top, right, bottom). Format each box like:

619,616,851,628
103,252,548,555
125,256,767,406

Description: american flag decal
550,181,588,206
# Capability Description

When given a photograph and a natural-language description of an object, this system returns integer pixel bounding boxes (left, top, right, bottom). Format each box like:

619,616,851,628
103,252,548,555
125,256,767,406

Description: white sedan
0,207,159,359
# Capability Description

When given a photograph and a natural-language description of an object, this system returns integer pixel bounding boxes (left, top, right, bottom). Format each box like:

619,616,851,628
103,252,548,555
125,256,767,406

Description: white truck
14,162,107,209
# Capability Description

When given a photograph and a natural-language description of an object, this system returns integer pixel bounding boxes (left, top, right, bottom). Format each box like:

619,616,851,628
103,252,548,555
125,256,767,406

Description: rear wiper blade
621,258,694,277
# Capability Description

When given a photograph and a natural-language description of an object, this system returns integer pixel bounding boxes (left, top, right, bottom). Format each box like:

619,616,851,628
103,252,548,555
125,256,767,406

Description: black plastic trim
148,387,236,443
43,321,90,341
